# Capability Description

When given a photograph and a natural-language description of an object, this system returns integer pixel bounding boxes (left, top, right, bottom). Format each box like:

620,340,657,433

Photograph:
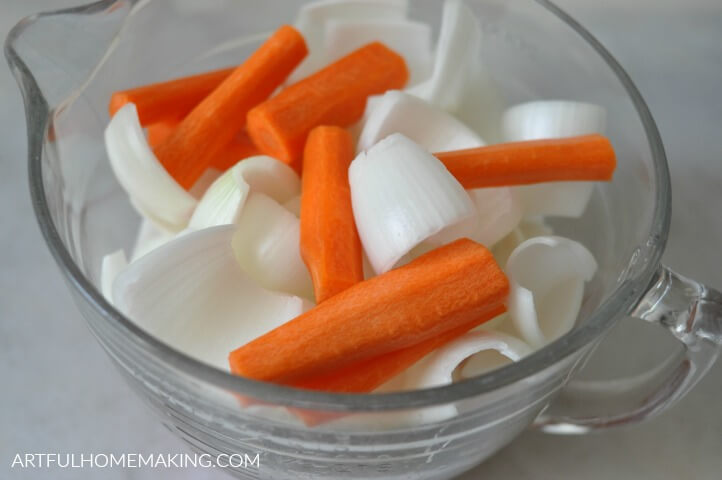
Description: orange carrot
292,305,506,394
154,25,308,190
300,126,363,302
109,67,234,125
147,119,259,172
211,131,261,171
435,134,617,189
288,306,505,426
146,119,181,148
247,42,409,172
229,238,509,384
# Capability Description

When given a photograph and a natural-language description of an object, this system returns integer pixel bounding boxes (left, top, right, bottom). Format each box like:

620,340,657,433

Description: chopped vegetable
101,250,128,301
506,236,597,347
232,193,314,299
292,306,506,393
502,100,607,217
188,155,300,230
350,133,475,274
146,118,181,148
108,67,234,125
357,90,484,153
290,0,409,82
301,126,363,302
407,0,479,112
324,19,432,85
426,187,522,249
154,25,308,190
113,225,310,371
247,42,409,172
148,119,261,172
402,329,532,389
229,238,509,384
436,134,617,189
105,103,197,231
131,219,177,262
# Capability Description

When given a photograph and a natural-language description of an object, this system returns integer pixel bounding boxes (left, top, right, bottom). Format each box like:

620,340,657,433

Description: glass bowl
6,0,721,478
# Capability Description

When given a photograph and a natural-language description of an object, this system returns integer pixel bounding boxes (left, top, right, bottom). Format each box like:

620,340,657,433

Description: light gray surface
1,1,720,479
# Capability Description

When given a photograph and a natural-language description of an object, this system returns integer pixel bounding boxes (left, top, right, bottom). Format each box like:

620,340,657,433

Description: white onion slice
188,155,300,230
232,193,314,300
104,103,197,232
506,236,597,348
405,330,532,389
100,250,127,302
290,0,409,83
515,182,595,218
356,90,485,154
349,133,475,274
406,0,480,112
283,195,302,217
324,19,432,85
383,329,531,424
426,187,522,248
131,219,176,262
501,100,607,141
454,61,505,144
502,100,607,218
113,225,308,371
188,167,222,200
491,217,553,268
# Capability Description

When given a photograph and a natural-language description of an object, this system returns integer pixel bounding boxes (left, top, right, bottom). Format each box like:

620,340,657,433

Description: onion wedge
113,225,309,371
188,155,300,230
290,0,409,83
349,133,475,274
406,0,480,112
104,103,197,232
506,236,597,348
131,219,176,262
357,90,484,153
100,250,127,302
426,187,522,249
324,19,432,85
502,100,607,217
382,329,531,423
232,193,314,300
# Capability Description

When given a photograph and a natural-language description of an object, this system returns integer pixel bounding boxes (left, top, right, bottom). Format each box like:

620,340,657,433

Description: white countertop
1,1,720,479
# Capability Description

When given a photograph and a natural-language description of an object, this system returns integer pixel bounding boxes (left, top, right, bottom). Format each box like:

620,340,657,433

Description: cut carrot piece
292,305,506,394
146,119,181,148
300,126,363,302
229,238,509,384
154,25,308,190
211,131,261,171
148,119,259,172
247,42,409,172
109,67,234,125
435,134,617,189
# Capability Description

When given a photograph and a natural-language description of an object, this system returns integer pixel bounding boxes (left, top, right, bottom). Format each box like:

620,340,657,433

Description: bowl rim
7,0,671,412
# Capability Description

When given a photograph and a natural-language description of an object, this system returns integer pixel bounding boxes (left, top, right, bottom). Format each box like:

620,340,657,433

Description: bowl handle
534,265,721,434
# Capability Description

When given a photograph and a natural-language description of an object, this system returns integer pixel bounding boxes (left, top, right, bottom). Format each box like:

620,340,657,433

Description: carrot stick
292,305,506,394
247,42,409,172
211,131,261,171
154,25,308,190
300,126,363,302
435,134,617,189
229,238,509,384
288,306,504,426
109,67,234,125
147,119,260,171
146,119,181,148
